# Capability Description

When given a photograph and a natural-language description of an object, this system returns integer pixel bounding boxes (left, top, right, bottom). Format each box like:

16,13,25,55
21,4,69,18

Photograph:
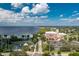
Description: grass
49,51,72,56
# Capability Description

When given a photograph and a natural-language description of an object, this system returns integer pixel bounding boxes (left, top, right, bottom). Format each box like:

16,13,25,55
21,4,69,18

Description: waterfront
0,26,79,56
0,26,39,35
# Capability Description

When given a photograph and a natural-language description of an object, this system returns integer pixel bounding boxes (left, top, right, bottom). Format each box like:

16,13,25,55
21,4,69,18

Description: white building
45,30,66,41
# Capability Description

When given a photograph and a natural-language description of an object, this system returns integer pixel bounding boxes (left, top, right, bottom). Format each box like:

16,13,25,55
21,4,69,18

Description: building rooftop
45,31,66,41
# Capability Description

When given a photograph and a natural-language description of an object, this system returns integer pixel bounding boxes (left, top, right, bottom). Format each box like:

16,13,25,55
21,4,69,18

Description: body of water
0,26,39,35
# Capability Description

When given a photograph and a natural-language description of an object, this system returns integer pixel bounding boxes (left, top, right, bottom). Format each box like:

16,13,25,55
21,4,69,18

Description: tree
42,51,50,56
4,34,8,39
0,35,3,51
3,34,11,52
57,51,61,56
10,51,28,56
22,45,29,51
51,51,54,56
69,52,79,56
21,35,25,40
60,41,71,52
42,42,49,52
31,34,38,44
38,27,48,34
10,35,19,42
27,35,30,40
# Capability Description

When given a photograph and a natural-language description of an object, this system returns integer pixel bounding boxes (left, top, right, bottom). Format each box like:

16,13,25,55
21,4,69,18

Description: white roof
59,33,66,35
45,31,57,34
45,31,66,36
23,43,28,46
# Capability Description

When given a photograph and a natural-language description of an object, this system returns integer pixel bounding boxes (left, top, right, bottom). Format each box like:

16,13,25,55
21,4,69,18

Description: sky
0,3,79,26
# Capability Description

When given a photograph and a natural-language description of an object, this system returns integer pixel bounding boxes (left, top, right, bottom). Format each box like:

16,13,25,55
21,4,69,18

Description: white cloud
71,13,79,17
40,16,48,19
68,11,79,18
11,3,22,8
21,6,30,14
0,8,23,23
0,3,50,26
70,17,79,22
31,3,49,14
11,3,50,15
73,11,78,13
0,8,49,25
60,17,79,23
21,3,49,15
32,4,36,7
59,14,64,17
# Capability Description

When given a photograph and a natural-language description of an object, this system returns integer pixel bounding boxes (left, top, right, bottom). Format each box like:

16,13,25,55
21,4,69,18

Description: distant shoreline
0,26,79,27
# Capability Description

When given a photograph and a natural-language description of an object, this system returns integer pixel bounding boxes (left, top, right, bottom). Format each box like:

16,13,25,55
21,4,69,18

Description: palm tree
0,35,3,51
22,35,25,39
27,35,30,40
75,33,78,41
4,35,8,38
3,34,9,51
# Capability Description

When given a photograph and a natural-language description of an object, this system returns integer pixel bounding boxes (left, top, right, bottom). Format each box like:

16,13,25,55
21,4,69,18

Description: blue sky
0,3,79,26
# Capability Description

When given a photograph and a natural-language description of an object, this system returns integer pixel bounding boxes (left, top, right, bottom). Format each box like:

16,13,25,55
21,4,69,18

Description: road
32,39,43,56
